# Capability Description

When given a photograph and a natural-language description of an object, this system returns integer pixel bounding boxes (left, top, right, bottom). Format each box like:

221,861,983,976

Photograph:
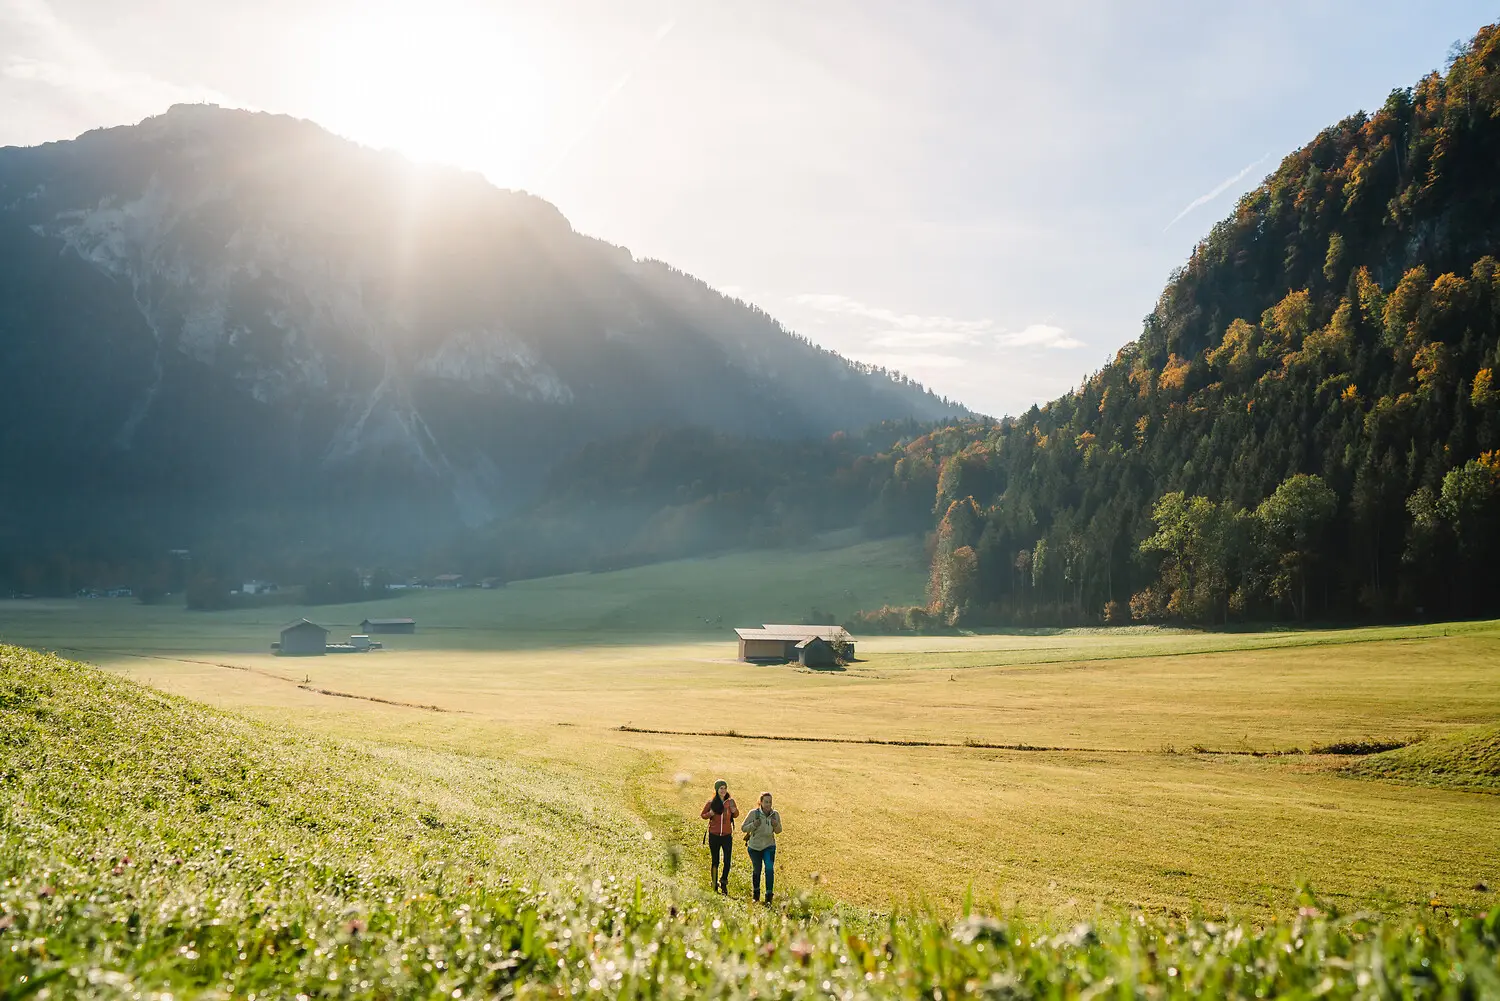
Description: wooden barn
277,619,328,656
795,636,838,668
763,624,855,660
360,617,416,634
734,625,855,663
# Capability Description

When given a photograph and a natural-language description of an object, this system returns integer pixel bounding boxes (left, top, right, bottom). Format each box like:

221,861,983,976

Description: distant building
761,624,855,660
480,577,504,589
734,624,855,663
796,636,838,668
277,619,329,656
361,617,416,634
242,580,278,596
433,574,464,588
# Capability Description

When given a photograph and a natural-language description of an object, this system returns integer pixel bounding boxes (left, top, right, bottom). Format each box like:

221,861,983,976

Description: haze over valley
3,7,1500,1000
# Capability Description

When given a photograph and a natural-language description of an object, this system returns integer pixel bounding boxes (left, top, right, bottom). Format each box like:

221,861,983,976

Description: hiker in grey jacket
741,791,783,904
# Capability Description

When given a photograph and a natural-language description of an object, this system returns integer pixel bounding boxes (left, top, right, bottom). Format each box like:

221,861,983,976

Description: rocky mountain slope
0,105,956,551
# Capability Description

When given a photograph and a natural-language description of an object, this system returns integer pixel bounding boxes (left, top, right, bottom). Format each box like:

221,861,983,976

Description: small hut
735,625,855,663
795,636,838,668
763,625,855,660
277,619,328,656
361,617,416,634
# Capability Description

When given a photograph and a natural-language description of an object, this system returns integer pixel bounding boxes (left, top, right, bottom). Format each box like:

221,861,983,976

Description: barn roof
734,628,809,642
735,627,851,643
361,617,415,625
280,618,328,635
760,624,853,642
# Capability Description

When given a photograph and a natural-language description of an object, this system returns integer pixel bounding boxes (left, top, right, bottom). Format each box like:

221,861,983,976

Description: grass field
10,647,1498,1000
2,537,1498,919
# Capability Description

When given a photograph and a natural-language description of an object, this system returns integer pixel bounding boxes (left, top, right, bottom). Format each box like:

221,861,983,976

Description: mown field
1,537,1498,921
8,646,1499,999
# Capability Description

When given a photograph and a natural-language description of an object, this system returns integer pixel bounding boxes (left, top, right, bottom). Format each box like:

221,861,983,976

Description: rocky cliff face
0,105,957,548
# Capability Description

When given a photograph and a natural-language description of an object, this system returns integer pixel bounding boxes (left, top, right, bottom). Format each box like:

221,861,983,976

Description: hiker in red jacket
699,779,739,894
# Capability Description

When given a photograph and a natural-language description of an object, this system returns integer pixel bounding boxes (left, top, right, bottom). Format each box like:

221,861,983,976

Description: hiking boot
764,894,774,906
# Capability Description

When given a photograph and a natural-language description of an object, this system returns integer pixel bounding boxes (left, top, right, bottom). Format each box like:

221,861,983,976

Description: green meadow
2,536,1497,922
10,645,1500,999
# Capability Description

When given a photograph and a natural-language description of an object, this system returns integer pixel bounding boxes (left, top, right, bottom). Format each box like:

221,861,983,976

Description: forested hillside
855,24,1500,628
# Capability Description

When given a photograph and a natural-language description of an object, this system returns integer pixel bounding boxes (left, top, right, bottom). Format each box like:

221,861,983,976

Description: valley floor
1,539,1496,916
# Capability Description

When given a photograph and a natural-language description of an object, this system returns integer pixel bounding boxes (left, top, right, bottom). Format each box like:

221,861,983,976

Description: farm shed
277,619,328,656
361,617,416,634
796,636,838,668
735,628,802,661
735,625,855,663
762,624,855,660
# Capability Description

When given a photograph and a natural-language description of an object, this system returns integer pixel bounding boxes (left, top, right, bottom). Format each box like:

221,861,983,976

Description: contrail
542,11,681,177
1163,152,1271,232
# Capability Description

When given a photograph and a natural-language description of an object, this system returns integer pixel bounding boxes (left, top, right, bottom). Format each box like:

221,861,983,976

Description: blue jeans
747,844,776,900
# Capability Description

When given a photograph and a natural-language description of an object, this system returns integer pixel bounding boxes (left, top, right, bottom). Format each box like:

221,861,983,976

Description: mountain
840,22,1500,628
0,104,957,561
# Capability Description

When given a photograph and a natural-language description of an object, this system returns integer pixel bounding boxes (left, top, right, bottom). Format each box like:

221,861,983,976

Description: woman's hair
710,779,728,814
759,791,773,803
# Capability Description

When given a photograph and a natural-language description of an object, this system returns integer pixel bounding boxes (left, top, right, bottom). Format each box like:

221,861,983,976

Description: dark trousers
748,844,776,900
708,833,733,889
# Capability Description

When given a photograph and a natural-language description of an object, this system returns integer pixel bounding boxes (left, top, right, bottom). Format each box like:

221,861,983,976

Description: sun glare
311,2,548,185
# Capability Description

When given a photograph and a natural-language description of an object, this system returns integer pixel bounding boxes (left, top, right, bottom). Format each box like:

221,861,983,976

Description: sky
0,1,1495,416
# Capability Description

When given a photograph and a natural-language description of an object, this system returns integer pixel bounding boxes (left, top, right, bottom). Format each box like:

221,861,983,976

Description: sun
309,1,548,185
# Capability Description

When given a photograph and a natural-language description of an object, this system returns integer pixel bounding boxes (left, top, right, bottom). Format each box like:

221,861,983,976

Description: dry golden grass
2,539,1497,916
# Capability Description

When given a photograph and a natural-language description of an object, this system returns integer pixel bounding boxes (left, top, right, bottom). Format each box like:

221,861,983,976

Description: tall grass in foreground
3,646,1498,999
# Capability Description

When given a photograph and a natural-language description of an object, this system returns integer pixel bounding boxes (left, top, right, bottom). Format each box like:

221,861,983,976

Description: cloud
545,11,680,176
864,352,970,370
785,292,1089,416
794,292,1082,353
995,323,1083,350
870,330,979,349
792,293,993,337
1,0,230,117
1163,152,1271,232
